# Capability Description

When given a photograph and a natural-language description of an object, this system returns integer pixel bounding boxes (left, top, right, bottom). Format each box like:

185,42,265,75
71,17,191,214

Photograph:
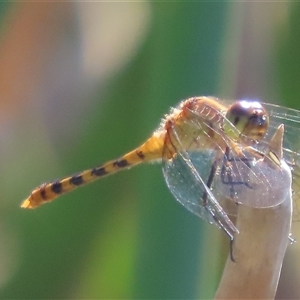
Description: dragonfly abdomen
21,135,165,208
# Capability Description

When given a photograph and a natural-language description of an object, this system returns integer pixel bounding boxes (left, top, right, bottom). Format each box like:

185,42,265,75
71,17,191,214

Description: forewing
162,115,238,237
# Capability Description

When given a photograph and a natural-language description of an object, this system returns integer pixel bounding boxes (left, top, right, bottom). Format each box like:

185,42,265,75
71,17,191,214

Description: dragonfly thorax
164,97,229,155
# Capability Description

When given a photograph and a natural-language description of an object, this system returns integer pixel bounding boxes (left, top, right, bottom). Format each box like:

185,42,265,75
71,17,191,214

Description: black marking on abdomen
52,181,63,194
40,184,47,199
91,167,107,177
136,150,145,159
113,159,128,168
70,174,83,186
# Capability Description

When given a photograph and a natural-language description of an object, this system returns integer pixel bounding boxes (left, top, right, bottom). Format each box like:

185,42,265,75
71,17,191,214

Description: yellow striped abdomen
21,133,165,209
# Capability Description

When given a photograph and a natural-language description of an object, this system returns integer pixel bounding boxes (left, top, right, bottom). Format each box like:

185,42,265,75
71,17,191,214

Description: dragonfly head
223,100,269,144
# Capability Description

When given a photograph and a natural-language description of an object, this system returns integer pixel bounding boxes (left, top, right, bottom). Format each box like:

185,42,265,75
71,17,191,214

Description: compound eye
224,100,269,142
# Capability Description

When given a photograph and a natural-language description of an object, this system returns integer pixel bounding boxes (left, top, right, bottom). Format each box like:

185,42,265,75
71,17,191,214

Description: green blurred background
0,2,298,299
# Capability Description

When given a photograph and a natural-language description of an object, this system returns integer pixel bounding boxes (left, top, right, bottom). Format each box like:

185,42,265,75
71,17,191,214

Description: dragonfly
21,96,299,241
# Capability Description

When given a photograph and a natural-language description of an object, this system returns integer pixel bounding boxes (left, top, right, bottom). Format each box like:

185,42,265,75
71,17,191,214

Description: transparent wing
163,100,293,228
162,121,238,238
219,100,300,221
163,148,219,222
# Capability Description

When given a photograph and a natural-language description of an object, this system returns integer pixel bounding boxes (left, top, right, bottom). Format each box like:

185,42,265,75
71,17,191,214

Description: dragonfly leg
201,160,237,244
220,147,253,191
202,159,218,206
